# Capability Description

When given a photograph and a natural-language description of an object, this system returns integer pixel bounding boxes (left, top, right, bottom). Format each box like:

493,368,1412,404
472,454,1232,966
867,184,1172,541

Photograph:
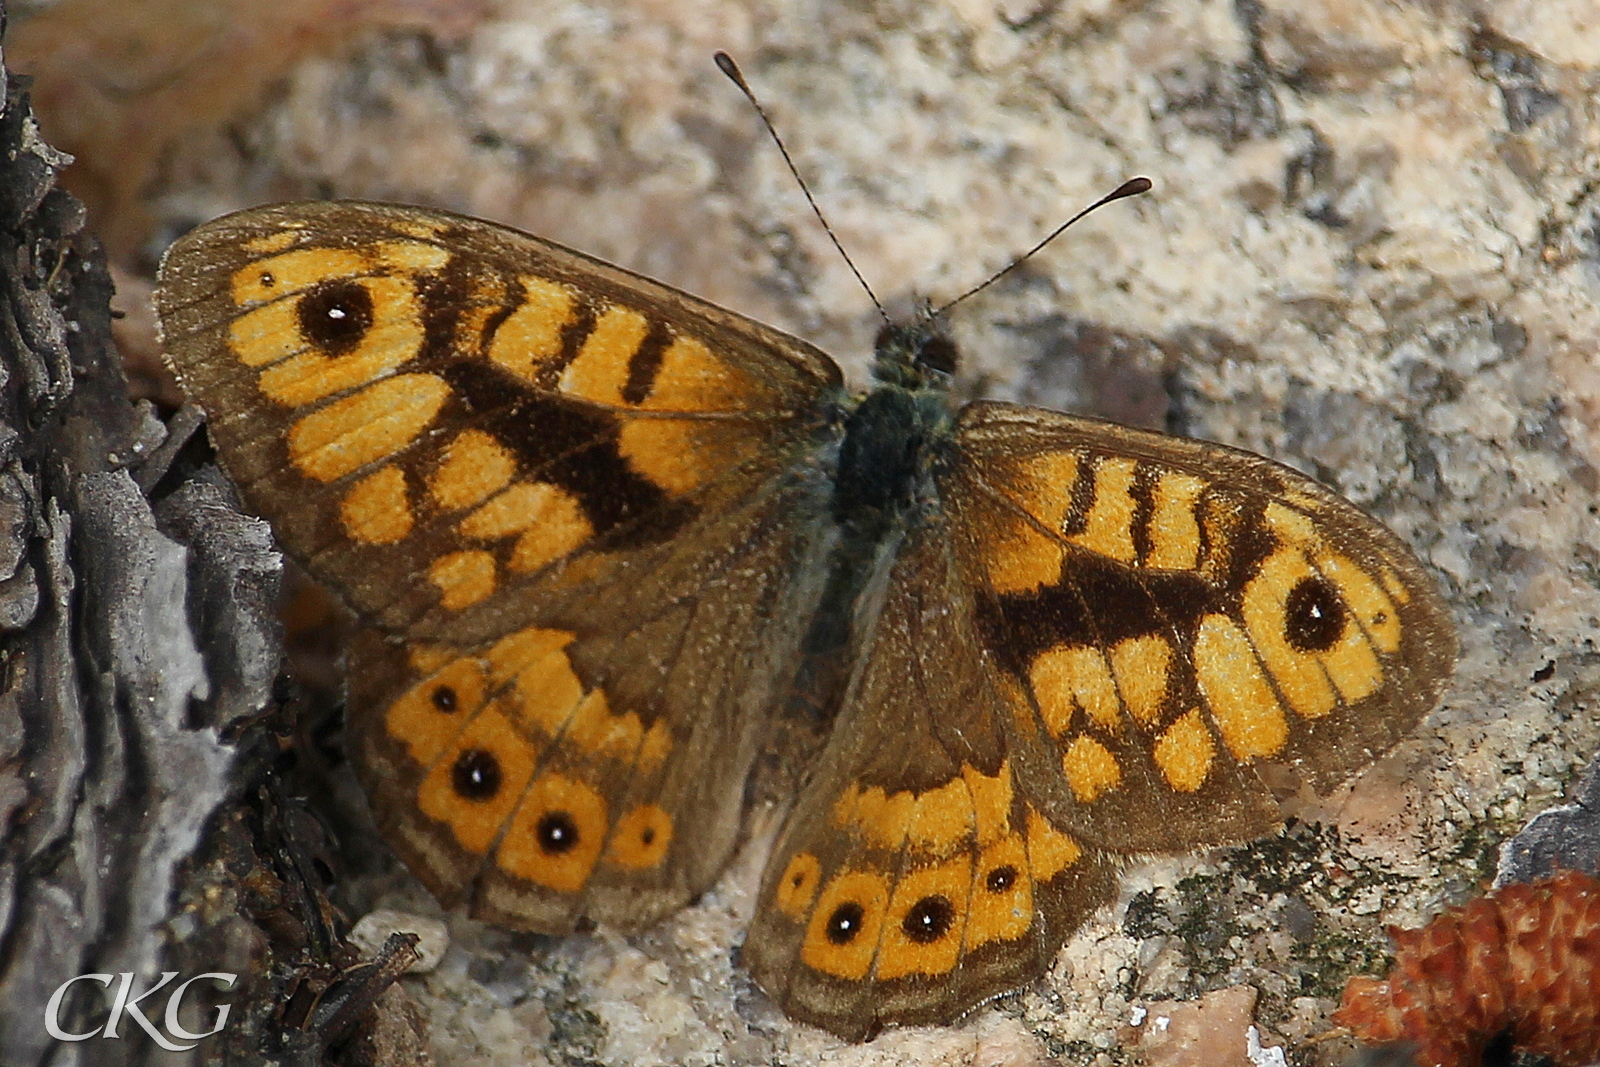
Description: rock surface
13,0,1600,1063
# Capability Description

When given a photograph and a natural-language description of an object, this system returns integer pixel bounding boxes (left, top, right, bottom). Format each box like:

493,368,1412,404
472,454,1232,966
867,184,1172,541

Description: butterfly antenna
935,177,1152,318
715,51,892,327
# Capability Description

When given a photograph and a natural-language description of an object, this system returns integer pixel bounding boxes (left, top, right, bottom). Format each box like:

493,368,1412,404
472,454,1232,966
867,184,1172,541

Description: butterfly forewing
946,400,1456,849
156,200,842,637
157,200,847,932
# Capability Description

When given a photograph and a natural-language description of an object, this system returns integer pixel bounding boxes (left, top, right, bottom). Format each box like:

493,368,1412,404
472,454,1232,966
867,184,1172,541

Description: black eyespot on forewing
901,895,955,944
451,748,501,800
297,278,374,354
985,865,1017,894
536,811,579,854
431,685,458,712
1284,575,1345,652
826,902,866,945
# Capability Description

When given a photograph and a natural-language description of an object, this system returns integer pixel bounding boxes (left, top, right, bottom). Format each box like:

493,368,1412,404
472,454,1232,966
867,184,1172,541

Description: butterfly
154,191,1456,1040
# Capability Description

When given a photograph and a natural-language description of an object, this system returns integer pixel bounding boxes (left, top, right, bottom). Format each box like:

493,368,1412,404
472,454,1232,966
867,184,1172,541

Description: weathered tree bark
0,11,294,1064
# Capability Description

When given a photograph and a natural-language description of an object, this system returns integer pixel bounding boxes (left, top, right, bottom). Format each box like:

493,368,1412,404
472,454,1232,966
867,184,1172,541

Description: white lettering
45,971,238,1052
164,973,237,1043
104,972,191,1051
43,973,113,1041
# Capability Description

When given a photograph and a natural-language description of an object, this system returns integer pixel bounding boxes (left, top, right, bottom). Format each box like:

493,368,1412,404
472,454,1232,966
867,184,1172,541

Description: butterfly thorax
831,320,959,535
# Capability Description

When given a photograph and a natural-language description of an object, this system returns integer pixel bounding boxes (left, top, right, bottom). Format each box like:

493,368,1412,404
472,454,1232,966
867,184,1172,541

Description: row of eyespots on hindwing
769,763,1090,983
377,627,678,897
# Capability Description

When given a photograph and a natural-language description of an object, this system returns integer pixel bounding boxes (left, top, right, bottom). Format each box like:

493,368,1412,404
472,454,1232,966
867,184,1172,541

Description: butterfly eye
872,322,909,355
1284,576,1346,652
915,335,958,375
450,748,502,800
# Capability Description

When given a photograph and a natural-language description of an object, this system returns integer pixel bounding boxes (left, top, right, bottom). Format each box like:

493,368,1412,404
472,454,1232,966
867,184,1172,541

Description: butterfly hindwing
744,514,1120,1039
346,460,841,930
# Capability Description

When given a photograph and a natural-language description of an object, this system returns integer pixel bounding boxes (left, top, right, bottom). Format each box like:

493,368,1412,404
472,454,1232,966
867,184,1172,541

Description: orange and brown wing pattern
155,200,842,638
345,456,837,932
947,400,1456,851
744,516,1119,1040
746,399,1455,1038
156,200,846,933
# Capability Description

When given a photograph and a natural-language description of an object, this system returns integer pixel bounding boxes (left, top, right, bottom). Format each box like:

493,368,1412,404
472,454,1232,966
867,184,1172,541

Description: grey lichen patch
1049,1036,1139,1066
1289,927,1394,1003
1128,826,1405,995
1102,807,1526,1051
543,973,608,1067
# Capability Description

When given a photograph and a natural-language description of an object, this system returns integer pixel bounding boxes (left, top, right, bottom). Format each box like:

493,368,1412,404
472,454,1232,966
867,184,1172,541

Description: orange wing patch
429,549,498,611
486,275,577,383
1153,709,1216,792
430,429,516,512
606,804,673,870
497,772,609,892
559,305,651,403
802,870,891,979
1067,456,1138,563
776,853,823,918
1195,613,1291,760
875,858,970,980
287,374,450,482
378,624,679,899
341,464,413,546
781,762,1080,984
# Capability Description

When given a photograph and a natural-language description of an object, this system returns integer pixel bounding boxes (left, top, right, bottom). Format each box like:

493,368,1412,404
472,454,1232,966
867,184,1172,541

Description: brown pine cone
1332,869,1600,1067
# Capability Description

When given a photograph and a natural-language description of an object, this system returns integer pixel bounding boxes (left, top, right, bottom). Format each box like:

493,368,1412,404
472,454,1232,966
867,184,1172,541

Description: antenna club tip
1117,176,1153,197
714,51,748,88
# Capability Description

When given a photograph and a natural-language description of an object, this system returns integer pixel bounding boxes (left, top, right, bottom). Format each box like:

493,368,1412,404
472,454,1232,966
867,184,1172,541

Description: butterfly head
871,316,958,391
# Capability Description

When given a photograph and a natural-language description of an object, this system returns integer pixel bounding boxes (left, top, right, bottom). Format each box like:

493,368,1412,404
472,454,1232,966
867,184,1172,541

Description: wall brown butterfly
155,182,1455,1039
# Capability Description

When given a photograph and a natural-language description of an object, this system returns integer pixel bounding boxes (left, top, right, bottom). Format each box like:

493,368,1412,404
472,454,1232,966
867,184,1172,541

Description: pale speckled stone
1494,0,1600,68
350,908,451,973
127,0,1600,1062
